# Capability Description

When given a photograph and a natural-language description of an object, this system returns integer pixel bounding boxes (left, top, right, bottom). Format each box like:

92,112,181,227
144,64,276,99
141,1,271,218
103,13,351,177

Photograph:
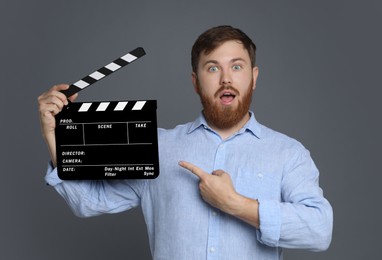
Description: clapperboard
55,47,159,180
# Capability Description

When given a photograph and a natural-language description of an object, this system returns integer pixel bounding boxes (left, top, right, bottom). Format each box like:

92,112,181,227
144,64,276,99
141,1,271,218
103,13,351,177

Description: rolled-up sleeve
256,148,333,251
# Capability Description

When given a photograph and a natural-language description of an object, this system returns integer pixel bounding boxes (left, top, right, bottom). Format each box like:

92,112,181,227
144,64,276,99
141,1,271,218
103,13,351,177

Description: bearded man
38,25,333,260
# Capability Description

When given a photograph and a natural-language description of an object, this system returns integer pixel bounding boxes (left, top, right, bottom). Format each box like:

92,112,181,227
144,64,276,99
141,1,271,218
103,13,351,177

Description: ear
252,66,259,91
192,72,199,94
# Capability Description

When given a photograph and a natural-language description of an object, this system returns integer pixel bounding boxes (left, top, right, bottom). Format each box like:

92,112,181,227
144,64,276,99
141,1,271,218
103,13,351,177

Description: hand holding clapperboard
55,47,160,180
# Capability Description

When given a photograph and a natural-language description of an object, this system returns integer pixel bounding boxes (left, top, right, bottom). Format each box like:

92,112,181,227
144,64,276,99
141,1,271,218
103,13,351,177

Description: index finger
53,84,79,104
178,161,208,179
51,84,72,105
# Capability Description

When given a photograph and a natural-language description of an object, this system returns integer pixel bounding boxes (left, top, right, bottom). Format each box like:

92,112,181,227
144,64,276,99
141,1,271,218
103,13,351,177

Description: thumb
68,93,79,102
212,169,225,176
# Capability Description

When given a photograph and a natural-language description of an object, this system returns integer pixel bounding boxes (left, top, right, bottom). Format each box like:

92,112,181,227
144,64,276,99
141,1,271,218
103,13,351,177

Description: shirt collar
187,111,261,139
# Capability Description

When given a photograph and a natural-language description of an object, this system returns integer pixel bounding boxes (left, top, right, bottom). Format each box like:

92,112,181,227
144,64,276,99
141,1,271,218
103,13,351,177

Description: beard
196,79,254,130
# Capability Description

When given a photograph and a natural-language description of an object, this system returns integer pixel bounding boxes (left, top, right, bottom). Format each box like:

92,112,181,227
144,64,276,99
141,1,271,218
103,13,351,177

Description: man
38,25,333,259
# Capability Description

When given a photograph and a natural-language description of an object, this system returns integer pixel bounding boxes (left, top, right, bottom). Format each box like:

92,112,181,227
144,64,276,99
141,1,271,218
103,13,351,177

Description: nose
220,69,232,85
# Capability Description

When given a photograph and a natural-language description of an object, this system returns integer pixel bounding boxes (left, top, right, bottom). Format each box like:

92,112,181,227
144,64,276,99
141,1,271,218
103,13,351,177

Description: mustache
214,85,240,98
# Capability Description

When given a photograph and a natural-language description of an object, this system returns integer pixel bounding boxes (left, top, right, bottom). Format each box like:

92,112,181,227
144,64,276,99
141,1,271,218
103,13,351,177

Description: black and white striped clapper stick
61,47,146,97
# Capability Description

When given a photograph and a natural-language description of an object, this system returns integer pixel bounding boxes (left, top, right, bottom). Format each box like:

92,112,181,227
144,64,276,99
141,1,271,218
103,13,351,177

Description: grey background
1,0,381,259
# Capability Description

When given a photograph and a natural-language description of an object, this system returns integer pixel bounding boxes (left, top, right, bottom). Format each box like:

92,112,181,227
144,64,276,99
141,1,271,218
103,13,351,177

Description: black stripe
114,58,129,67
98,67,113,76
82,75,98,85
61,85,82,97
130,47,146,57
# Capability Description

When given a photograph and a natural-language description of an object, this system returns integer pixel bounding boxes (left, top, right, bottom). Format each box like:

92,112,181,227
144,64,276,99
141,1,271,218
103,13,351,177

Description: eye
232,65,242,70
208,66,219,72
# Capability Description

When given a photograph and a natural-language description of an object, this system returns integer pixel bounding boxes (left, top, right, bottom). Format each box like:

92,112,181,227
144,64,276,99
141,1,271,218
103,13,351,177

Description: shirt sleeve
256,147,333,251
44,162,147,218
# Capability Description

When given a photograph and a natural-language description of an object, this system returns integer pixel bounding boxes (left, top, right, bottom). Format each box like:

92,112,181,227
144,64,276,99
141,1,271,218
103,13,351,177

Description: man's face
192,40,259,130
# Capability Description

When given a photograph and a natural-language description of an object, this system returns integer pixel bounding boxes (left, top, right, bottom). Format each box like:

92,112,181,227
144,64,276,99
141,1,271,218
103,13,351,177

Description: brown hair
191,25,257,72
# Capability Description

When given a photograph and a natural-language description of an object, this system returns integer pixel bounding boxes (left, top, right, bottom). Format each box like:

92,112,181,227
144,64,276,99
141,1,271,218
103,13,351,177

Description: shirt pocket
234,168,281,200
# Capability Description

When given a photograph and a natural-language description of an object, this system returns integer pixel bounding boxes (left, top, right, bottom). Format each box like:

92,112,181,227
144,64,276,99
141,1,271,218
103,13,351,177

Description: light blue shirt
45,112,333,260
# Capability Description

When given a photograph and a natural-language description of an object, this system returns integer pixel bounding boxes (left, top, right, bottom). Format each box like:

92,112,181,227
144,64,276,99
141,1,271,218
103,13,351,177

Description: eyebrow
202,58,247,67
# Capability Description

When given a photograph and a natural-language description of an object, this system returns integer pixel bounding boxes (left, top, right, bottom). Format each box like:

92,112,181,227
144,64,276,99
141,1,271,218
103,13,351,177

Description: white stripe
78,103,92,112
105,62,121,71
114,101,128,111
89,71,105,80
73,80,90,89
121,53,137,63
132,101,146,110
96,102,110,111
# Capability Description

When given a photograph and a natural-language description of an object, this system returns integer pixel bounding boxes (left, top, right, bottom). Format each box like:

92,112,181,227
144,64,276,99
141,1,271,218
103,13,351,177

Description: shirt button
210,247,215,253
212,211,217,216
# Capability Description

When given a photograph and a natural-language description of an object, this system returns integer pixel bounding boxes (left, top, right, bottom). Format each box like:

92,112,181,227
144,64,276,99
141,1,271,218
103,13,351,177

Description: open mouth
220,91,236,104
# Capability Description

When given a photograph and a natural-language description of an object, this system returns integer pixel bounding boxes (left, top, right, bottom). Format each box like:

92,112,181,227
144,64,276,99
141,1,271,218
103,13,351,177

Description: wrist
226,194,260,229
225,192,245,216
